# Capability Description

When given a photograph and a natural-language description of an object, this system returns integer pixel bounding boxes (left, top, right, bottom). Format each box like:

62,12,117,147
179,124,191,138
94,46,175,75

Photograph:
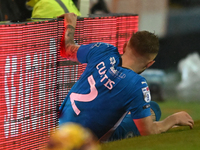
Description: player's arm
58,13,80,62
133,111,194,136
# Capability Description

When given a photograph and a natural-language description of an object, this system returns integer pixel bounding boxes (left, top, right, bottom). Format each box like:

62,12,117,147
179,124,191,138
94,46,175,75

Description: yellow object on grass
45,123,101,150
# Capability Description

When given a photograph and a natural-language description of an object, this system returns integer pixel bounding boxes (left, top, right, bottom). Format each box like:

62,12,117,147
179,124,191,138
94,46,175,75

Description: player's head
129,31,159,56
123,31,159,74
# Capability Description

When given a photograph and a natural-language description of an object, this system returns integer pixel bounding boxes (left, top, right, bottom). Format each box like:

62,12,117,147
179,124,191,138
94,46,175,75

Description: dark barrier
0,14,138,149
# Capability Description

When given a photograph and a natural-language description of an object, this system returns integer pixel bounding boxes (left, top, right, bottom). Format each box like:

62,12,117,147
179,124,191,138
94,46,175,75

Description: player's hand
58,13,77,29
173,111,194,129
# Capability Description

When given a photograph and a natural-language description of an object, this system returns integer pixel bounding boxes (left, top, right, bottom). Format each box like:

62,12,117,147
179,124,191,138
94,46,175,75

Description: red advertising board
0,15,138,149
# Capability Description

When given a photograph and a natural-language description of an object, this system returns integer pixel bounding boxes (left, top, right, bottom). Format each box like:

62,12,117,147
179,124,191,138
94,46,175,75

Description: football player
58,13,194,142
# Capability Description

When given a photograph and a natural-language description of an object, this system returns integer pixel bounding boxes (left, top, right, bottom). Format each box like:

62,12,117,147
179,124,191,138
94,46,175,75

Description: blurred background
0,0,200,102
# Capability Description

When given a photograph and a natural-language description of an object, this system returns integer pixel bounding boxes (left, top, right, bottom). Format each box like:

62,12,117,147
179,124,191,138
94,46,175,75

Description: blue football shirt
59,42,151,140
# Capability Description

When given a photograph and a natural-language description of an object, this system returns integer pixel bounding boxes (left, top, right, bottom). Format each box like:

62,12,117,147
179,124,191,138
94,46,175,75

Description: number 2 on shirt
70,75,98,115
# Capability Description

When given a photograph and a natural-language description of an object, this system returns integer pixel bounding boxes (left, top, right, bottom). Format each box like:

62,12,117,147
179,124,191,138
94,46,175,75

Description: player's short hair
129,31,159,56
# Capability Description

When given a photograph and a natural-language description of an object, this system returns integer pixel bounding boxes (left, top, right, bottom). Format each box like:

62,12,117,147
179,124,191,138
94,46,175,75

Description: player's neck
121,55,140,73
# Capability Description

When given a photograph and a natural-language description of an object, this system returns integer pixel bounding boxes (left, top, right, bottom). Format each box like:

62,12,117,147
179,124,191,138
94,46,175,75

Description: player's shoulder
87,42,118,58
77,42,118,64
79,42,117,55
125,74,151,103
89,42,117,50
135,74,148,88
122,69,144,80
125,71,148,87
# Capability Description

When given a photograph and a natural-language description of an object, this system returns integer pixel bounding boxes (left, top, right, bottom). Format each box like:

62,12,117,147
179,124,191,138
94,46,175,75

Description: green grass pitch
101,100,200,150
